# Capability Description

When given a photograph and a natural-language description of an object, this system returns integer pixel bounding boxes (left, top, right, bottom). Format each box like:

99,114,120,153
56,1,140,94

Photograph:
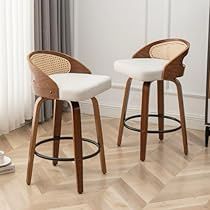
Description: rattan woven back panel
149,41,188,60
30,53,71,75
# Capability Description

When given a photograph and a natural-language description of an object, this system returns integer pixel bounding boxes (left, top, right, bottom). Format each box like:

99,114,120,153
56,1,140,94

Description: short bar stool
27,51,111,193
114,39,190,161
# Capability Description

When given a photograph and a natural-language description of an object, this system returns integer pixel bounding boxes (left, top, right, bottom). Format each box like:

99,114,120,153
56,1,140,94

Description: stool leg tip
53,161,58,166
102,169,107,174
78,189,83,194
140,157,145,162
26,179,31,185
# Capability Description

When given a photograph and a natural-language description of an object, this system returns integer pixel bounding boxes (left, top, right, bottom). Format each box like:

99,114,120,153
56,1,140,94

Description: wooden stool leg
173,79,188,155
26,97,45,185
205,126,210,147
91,97,107,174
117,78,132,146
52,100,63,166
71,102,83,194
140,82,151,161
157,80,164,141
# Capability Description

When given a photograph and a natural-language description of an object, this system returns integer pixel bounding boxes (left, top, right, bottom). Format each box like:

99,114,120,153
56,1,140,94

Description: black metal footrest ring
124,114,181,134
34,136,100,161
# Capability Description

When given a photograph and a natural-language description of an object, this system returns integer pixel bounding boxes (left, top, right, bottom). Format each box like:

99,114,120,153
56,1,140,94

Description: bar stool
26,51,111,193
114,39,190,161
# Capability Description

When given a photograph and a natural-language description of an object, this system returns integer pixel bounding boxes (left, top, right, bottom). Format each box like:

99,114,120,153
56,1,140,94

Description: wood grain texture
117,78,132,147
26,97,46,185
52,100,63,166
91,97,107,174
0,113,208,210
173,79,188,155
140,82,151,161
157,80,164,141
71,102,83,194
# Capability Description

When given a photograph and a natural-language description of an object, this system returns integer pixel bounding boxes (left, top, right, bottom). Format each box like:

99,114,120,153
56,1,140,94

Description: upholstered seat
114,58,169,81
50,73,111,101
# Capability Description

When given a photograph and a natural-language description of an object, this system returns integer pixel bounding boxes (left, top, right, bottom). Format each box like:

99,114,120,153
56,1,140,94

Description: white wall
74,0,210,130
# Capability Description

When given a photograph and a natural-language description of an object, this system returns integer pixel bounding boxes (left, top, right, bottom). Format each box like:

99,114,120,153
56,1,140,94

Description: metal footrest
34,136,100,161
124,114,181,134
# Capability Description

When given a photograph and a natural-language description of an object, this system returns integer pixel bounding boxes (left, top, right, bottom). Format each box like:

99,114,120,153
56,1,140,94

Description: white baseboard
80,101,205,131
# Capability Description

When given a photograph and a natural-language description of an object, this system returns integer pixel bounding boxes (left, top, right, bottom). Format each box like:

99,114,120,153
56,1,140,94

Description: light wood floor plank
0,113,209,210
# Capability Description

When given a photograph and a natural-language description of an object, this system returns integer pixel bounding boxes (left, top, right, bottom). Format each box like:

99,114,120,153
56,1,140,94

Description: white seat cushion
50,73,111,101
114,58,169,81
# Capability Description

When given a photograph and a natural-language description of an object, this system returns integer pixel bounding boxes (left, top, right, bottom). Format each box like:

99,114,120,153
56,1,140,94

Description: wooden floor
0,113,209,210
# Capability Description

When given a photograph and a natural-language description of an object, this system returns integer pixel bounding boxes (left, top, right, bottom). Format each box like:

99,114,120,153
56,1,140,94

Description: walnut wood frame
27,51,106,194
118,38,190,161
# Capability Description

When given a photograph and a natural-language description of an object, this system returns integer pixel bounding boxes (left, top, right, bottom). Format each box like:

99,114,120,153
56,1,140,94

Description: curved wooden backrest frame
132,38,190,80
28,51,91,100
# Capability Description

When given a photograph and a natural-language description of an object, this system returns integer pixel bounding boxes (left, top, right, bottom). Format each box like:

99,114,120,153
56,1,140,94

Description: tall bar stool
114,39,190,161
26,51,111,193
